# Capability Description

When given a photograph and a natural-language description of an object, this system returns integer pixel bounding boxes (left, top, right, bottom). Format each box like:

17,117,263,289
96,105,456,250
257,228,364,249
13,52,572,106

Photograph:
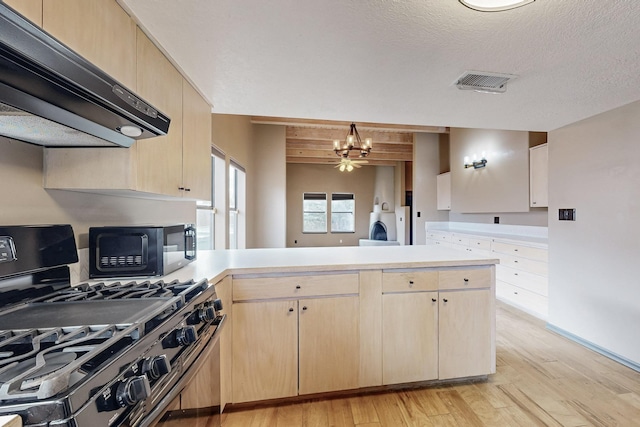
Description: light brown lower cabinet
232,295,359,403
438,288,492,379
232,300,298,403
382,291,438,385
298,296,359,395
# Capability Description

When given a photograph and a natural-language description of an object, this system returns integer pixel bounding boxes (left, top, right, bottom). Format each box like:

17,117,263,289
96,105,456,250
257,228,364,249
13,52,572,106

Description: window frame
302,192,328,234
330,193,356,233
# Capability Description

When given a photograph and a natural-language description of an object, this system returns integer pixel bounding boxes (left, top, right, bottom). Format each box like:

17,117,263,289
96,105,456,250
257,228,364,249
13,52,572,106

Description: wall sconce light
464,152,488,169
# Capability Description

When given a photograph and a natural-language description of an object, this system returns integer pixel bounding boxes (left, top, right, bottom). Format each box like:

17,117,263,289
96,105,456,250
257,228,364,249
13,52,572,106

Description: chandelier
333,123,372,160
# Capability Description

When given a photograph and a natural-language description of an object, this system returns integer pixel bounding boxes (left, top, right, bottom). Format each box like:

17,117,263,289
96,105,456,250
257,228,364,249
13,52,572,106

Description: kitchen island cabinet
232,299,298,403
159,246,498,409
231,273,360,402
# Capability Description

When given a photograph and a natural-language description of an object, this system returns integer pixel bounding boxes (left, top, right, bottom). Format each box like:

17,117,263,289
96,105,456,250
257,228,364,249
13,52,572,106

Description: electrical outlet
559,208,576,221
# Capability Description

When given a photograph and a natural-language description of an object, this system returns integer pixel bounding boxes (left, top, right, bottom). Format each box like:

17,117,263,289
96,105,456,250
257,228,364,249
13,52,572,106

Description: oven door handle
138,314,226,427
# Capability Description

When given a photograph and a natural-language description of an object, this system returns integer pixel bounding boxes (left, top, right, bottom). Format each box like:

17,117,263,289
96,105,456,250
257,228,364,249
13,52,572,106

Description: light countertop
158,245,500,285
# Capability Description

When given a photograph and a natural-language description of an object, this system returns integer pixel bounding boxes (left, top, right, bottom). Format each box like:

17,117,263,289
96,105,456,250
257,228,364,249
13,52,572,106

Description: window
331,193,355,233
303,193,327,233
196,148,226,250
229,161,246,249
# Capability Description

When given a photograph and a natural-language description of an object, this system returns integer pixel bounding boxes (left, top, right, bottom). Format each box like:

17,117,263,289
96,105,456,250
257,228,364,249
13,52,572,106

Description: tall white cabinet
529,144,548,207
436,172,451,211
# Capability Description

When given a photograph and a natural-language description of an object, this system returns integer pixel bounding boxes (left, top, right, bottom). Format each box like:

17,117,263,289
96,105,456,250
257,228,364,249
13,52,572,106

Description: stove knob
176,325,198,346
199,306,216,322
116,375,151,408
213,298,223,311
142,355,171,381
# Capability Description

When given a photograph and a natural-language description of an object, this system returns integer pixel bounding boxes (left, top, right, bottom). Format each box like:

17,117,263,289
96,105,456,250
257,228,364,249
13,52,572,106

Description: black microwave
89,224,196,278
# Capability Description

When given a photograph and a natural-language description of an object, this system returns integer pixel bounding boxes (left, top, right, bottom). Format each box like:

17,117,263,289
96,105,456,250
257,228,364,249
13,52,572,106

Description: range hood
0,3,170,148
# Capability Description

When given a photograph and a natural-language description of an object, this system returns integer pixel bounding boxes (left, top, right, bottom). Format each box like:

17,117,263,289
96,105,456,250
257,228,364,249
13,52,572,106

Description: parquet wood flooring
208,302,640,426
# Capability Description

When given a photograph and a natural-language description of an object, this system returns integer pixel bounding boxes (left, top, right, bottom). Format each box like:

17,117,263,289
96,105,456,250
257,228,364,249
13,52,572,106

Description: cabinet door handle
463,278,469,282
178,186,185,191
302,306,308,311
443,298,448,303
184,188,191,192
408,280,414,287
295,285,301,289
431,298,437,302
288,308,294,312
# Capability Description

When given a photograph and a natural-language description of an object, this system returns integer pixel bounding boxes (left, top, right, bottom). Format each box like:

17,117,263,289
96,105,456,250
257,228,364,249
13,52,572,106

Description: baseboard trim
546,323,640,373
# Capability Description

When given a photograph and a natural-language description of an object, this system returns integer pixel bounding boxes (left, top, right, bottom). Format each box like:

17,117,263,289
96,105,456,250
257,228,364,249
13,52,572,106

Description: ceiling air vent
455,71,517,93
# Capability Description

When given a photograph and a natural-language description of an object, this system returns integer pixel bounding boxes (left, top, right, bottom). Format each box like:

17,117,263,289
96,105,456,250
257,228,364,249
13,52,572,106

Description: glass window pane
331,193,355,232
303,193,327,233
303,213,327,233
196,208,214,250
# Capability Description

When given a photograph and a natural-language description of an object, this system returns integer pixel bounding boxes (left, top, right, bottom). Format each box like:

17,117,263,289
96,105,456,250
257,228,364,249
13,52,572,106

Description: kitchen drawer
428,231,452,243
492,240,548,262
451,235,470,246
496,265,548,296
496,281,548,319
382,270,438,293
233,273,359,301
469,238,491,252
498,253,548,277
438,268,492,290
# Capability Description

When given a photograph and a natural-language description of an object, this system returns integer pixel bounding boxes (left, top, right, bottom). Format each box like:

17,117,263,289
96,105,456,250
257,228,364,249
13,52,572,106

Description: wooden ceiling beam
253,116,448,134
286,127,414,144
286,157,400,166
287,141,413,153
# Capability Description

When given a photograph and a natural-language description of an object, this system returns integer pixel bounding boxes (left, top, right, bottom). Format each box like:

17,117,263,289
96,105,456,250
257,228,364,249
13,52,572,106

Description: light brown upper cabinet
42,0,136,89
4,0,43,27
135,27,184,197
44,15,212,202
182,79,213,200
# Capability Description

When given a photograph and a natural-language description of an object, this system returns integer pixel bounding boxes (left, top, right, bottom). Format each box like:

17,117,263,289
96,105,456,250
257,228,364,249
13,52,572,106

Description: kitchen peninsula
161,245,499,412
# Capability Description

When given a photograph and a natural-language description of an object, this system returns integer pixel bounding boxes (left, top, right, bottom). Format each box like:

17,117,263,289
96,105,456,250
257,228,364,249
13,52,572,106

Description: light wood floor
209,302,640,426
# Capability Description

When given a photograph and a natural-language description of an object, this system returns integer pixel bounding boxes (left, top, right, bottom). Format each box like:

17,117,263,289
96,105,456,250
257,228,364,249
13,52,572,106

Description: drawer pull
514,260,519,263
295,285,301,289
432,298,437,302
463,278,469,282
288,308,294,312
302,306,308,311
514,273,519,276
409,280,414,287
443,298,448,303
514,291,518,295
514,249,519,252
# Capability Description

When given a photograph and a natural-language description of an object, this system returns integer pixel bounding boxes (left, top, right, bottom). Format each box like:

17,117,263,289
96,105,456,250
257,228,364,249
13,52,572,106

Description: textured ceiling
119,0,640,132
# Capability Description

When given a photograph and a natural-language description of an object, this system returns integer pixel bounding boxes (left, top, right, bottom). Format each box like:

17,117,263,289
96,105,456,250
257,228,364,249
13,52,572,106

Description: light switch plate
559,208,576,221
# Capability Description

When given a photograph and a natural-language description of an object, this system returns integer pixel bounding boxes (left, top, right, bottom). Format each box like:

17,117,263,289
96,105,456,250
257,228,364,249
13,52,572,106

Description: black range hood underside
0,3,170,148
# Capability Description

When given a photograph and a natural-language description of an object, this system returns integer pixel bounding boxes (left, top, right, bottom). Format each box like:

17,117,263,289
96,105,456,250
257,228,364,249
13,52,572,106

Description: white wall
413,133,447,245
450,128,530,213
249,124,287,248
548,100,640,366
373,166,395,212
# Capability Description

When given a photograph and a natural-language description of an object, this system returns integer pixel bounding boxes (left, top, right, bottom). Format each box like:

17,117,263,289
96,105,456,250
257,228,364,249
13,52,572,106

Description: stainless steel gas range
0,225,225,427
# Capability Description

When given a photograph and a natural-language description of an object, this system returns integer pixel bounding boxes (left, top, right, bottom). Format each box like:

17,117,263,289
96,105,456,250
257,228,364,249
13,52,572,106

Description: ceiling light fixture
459,0,535,12
333,122,372,160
